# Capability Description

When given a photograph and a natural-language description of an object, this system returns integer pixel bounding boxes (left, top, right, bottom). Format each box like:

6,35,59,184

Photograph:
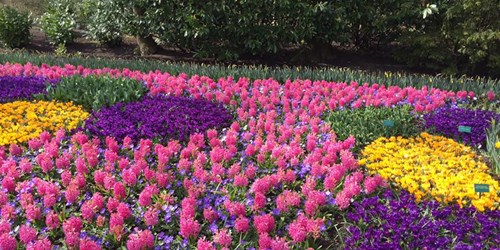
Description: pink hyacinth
28,237,52,250
25,204,42,221
235,216,250,233
258,233,272,250
79,238,102,250
203,208,218,223
197,237,216,250
126,229,154,250
0,233,17,250
45,211,60,229
64,185,80,204
254,213,275,234
214,228,232,247
179,217,200,239
8,144,22,156
19,224,37,244
487,90,496,101
144,208,159,226
81,201,95,221
113,182,127,200
117,202,131,219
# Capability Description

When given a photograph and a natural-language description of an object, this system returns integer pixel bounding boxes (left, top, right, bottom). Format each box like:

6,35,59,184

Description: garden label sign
474,184,490,193
383,119,395,127
458,125,471,133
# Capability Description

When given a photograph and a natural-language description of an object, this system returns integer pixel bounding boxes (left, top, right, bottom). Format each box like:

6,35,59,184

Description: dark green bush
324,105,423,153
113,0,322,59
39,0,77,45
0,6,32,48
37,75,148,111
395,0,500,77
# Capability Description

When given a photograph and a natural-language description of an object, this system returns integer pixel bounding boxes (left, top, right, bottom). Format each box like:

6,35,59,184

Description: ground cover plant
325,105,421,153
39,75,148,111
0,76,56,103
345,190,500,249
82,95,233,143
360,132,500,212
423,107,500,146
0,62,498,249
0,100,88,145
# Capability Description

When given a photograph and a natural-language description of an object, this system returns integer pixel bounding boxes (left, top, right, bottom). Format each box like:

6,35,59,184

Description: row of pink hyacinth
0,62,481,112
0,62,493,249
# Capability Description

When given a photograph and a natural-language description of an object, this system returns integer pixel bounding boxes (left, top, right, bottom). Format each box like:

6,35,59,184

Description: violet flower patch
0,76,55,103
423,107,500,146
345,190,500,249
83,95,233,143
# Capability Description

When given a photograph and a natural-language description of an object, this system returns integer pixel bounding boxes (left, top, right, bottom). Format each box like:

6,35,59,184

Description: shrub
85,0,123,47
38,75,147,110
0,6,32,48
325,105,422,153
82,95,233,143
423,107,500,146
39,0,77,45
395,0,500,77
0,76,56,103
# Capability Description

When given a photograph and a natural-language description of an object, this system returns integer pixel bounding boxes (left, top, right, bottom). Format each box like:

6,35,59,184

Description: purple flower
345,190,500,249
0,76,56,103
82,95,233,143
423,107,499,146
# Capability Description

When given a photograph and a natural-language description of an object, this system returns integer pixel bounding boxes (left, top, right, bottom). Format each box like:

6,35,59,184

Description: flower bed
0,63,498,249
82,95,233,143
360,132,500,211
0,100,88,145
345,190,500,249
0,76,55,103
423,107,500,146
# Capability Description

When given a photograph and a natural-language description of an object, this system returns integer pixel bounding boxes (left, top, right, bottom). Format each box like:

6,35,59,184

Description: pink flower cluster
0,63,487,113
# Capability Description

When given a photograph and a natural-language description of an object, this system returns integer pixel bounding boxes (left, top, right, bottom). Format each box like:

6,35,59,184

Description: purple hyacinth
82,95,233,143
423,107,500,146
0,76,56,103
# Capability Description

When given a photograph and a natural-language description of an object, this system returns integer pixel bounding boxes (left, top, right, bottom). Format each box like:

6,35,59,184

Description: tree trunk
137,35,158,56
133,6,158,56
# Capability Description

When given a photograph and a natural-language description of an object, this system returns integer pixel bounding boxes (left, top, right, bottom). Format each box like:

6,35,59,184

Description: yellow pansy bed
0,100,89,145
359,132,500,211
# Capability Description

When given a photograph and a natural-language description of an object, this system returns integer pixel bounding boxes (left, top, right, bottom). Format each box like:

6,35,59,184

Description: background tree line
0,0,499,77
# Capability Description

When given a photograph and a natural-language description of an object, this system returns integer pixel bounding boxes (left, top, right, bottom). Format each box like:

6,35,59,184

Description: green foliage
38,75,148,111
396,0,500,77
85,0,123,47
485,119,500,174
0,51,498,95
0,6,32,48
113,0,323,59
0,0,46,17
341,0,419,49
325,105,422,153
39,0,76,45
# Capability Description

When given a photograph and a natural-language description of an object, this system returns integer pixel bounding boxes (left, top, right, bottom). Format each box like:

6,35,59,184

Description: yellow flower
0,100,88,145
361,133,500,211
496,141,500,149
